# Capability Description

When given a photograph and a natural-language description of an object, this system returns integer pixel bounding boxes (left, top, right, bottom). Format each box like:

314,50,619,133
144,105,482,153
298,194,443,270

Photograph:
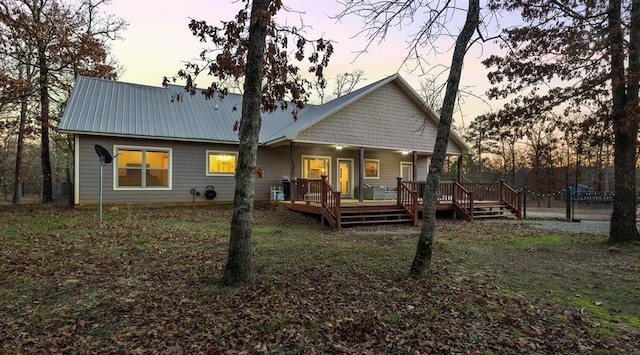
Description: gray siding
296,82,463,154
77,135,291,204
77,136,430,205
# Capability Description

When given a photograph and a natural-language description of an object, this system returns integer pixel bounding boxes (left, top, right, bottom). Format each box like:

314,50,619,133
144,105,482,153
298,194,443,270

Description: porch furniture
363,186,397,200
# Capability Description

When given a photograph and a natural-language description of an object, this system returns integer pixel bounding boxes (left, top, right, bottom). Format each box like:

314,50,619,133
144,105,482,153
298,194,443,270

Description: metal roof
59,75,320,144
60,74,472,154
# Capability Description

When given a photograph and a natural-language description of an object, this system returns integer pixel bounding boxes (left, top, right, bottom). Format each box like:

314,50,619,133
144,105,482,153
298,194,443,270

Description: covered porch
287,176,523,230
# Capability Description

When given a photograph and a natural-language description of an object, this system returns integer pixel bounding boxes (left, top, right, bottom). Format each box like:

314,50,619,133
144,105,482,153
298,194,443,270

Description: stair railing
320,176,341,230
290,177,340,229
499,180,522,218
453,181,474,220
397,177,419,226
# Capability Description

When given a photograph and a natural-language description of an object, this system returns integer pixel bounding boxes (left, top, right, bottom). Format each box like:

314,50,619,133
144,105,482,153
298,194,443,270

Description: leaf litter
0,204,638,353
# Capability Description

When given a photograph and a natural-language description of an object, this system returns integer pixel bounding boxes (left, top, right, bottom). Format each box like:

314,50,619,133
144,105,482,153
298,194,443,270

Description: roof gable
293,80,465,154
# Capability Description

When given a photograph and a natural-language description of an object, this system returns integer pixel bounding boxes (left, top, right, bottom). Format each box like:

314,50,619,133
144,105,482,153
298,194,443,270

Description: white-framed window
364,159,380,179
114,145,171,189
302,155,331,181
206,150,237,176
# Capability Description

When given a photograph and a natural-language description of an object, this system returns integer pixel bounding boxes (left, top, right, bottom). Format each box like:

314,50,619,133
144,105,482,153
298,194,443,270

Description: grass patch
509,234,582,247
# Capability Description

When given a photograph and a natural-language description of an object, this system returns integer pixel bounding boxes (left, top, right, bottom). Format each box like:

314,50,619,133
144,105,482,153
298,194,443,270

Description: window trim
206,150,238,176
113,145,172,190
363,158,380,179
301,155,332,183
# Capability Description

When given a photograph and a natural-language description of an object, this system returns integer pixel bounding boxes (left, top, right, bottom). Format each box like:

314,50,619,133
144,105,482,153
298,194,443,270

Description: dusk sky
102,0,503,128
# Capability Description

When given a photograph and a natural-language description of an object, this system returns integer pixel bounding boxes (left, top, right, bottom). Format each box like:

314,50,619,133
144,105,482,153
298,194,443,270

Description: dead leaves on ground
0,205,638,353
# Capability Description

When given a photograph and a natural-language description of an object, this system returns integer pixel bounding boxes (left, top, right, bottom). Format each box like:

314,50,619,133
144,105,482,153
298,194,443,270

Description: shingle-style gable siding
295,82,463,154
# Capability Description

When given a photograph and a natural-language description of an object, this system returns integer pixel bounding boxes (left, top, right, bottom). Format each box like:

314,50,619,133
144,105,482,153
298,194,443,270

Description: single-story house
59,73,473,206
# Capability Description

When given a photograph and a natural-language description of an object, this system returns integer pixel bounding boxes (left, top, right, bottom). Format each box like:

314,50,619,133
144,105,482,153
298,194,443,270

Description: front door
401,162,413,181
337,159,353,198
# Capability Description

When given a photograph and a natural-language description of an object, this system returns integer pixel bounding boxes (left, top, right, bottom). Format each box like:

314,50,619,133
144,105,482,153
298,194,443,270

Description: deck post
291,179,297,203
499,179,505,204
523,186,527,219
517,189,523,219
412,191,418,226
335,192,341,230
358,147,364,202
289,141,295,183
396,177,403,205
469,191,474,220
321,175,327,204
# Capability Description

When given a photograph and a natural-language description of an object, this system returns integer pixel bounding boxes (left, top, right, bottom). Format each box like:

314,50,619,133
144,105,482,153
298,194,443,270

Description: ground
0,202,638,353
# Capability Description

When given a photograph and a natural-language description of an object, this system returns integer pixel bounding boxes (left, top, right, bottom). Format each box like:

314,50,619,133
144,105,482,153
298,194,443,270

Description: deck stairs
339,205,414,226
470,201,519,219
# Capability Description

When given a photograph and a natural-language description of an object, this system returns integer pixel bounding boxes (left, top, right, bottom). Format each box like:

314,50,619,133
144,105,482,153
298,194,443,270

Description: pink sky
103,0,500,127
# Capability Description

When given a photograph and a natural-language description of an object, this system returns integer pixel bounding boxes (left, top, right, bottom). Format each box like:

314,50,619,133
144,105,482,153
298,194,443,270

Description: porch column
457,155,463,183
289,141,295,181
358,147,364,202
412,151,418,182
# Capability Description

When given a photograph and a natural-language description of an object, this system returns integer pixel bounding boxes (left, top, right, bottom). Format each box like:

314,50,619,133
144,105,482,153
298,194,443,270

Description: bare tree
313,70,366,103
0,0,125,202
485,0,640,242
170,0,333,285
337,0,482,277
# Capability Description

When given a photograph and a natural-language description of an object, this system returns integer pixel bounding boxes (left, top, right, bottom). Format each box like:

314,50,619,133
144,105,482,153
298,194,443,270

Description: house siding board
77,135,294,204
290,146,428,194
296,82,463,155
77,135,434,205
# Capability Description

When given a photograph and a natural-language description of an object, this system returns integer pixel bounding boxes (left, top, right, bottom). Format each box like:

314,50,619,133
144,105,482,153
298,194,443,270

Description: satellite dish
94,144,113,164
94,144,113,223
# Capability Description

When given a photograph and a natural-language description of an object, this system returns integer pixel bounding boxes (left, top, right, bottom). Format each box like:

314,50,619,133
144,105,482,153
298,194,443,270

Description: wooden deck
286,177,523,230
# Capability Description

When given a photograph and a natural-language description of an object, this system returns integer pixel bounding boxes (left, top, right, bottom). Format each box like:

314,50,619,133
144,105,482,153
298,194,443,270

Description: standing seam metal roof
59,74,472,154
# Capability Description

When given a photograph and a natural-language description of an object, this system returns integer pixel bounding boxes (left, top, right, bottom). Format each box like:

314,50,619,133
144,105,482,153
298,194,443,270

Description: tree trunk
608,0,640,242
12,97,28,204
410,0,479,278
38,44,53,202
222,0,270,285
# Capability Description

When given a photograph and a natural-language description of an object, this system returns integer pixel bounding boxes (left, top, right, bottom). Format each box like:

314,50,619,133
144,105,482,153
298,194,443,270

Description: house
59,74,473,206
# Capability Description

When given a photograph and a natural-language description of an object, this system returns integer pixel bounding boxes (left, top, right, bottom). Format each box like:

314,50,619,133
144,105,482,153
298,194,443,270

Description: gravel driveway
522,204,639,235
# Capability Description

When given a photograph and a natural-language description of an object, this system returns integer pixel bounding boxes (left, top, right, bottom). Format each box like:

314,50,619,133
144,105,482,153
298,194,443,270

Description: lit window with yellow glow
302,156,330,180
364,159,379,179
114,146,171,189
207,151,237,175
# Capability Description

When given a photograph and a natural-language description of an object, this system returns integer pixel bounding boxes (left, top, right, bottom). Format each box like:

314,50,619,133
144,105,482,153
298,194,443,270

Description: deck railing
291,176,341,230
500,180,522,218
406,180,521,220
397,177,419,226
451,182,474,219
459,182,499,201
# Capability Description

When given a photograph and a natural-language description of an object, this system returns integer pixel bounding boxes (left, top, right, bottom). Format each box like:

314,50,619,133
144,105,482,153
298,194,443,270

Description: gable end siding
296,82,463,154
